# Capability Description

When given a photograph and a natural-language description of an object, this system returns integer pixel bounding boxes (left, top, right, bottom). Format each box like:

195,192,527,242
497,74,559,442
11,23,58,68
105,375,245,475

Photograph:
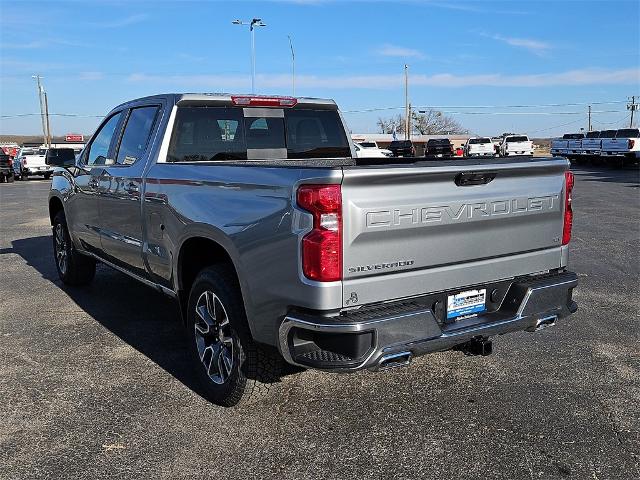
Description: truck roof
110,93,338,112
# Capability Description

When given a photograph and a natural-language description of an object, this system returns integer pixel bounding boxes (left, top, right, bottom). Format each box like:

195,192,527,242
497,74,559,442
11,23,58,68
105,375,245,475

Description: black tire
6,174,14,183
22,172,28,181
187,265,282,407
44,173,51,180
52,210,96,286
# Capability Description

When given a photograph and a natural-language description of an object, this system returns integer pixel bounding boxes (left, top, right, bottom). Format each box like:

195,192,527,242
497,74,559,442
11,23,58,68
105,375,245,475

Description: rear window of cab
167,106,350,161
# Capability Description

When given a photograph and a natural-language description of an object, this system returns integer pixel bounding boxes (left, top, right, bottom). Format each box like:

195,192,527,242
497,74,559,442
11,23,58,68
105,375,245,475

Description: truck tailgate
341,158,569,306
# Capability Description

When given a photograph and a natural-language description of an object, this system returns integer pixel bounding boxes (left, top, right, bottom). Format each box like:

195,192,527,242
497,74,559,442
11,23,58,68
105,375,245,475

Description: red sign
65,134,84,142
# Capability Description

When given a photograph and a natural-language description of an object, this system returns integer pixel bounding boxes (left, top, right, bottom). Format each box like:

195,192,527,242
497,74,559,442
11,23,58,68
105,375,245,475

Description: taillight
297,184,342,282
231,95,297,107
629,139,635,149
22,157,27,166
562,171,574,245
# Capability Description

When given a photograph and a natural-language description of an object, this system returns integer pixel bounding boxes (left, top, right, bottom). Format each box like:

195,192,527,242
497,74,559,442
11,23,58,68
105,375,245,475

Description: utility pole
232,18,266,94
588,105,592,132
628,96,637,127
32,75,47,146
404,64,409,140
43,91,52,147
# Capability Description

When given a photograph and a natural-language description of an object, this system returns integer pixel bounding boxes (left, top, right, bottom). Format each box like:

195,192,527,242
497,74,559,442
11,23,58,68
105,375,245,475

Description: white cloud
486,33,552,56
377,44,426,59
127,68,640,89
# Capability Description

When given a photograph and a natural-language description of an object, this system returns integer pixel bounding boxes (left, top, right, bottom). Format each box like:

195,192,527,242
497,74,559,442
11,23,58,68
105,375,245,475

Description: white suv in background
353,142,392,158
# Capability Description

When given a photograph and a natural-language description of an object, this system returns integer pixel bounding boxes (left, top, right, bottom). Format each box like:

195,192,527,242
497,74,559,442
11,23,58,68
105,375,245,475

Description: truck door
66,111,124,255
97,105,161,275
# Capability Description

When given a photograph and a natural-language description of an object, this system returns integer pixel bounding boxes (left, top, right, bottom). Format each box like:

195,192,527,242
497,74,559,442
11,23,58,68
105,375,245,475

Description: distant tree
377,109,467,135
377,115,405,134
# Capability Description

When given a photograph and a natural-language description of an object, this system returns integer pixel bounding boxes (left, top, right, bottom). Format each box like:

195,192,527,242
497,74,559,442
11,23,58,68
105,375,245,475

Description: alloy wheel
194,290,234,384
54,223,68,275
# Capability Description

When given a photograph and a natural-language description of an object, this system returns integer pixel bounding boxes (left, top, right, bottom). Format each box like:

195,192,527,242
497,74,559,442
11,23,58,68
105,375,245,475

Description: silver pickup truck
48,93,578,407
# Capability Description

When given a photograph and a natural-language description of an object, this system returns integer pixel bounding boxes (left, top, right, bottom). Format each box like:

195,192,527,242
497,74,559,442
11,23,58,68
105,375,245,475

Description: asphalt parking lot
1,167,639,480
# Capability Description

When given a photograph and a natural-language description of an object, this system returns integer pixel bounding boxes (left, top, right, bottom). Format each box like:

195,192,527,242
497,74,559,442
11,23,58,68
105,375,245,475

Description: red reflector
297,184,342,282
562,171,574,245
231,95,298,107
629,139,635,149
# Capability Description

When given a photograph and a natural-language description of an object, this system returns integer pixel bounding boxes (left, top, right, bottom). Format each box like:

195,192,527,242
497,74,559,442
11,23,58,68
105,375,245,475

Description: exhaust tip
528,315,557,332
377,351,412,370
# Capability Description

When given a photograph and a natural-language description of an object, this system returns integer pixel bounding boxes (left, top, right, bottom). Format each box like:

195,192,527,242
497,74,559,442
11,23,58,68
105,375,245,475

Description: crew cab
567,132,585,156
387,139,415,157
499,135,533,157
464,137,495,157
16,147,53,180
48,93,578,407
601,128,640,164
425,138,454,158
581,131,602,157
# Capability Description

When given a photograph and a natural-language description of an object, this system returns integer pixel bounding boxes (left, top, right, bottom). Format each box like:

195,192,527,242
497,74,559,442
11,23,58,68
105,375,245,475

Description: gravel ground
1,166,638,480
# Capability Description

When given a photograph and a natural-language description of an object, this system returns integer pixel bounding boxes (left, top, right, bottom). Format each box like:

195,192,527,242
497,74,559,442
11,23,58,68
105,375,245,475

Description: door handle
455,171,497,186
124,182,139,193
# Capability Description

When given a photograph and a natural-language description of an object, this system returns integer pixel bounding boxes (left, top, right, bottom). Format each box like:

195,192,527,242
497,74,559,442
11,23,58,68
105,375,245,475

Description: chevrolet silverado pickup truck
499,135,533,157
48,93,578,407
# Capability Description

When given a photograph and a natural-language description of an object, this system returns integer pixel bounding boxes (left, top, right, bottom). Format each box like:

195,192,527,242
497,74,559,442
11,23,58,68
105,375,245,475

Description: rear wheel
44,173,51,180
6,174,14,183
52,211,96,286
187,265,282,407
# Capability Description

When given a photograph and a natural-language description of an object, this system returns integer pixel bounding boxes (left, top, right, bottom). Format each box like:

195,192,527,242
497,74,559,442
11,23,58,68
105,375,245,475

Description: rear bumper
278,271,578,372
23,167,53,175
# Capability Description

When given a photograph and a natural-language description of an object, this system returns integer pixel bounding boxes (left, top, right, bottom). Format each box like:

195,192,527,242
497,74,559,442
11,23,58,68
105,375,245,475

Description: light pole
232,18,266,94
288,35,295,96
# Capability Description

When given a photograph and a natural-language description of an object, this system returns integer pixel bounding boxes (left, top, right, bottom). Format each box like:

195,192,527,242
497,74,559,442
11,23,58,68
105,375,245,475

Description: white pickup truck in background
499,135,533,157
464,137,495,157
15,147,54,180
601,128,640,161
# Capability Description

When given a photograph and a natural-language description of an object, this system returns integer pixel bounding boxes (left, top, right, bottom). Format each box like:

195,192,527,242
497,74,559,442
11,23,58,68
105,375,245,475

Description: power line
342,99,630,114
1,113,104,119
528,117,585,134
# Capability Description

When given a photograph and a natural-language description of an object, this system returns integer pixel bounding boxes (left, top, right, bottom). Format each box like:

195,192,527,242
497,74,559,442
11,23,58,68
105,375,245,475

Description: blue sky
1,0,638,137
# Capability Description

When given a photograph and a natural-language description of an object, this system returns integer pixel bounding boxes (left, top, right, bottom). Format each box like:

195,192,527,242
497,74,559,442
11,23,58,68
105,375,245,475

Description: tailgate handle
455,172,496,186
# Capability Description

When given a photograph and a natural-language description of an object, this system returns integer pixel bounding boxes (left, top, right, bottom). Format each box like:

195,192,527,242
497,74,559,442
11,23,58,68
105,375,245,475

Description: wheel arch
175,233,251,330
48,196,64,226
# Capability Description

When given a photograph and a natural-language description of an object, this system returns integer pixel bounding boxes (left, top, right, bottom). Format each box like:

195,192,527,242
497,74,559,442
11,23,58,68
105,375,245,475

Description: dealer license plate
447,289,486,320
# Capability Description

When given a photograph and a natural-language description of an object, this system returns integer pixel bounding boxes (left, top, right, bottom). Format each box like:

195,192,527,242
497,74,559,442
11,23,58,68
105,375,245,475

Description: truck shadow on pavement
571,165,640,187
5,235,227,402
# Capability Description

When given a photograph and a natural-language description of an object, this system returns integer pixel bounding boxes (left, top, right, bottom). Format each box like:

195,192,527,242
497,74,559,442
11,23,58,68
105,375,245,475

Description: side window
115,106,160,165
86,112,123,166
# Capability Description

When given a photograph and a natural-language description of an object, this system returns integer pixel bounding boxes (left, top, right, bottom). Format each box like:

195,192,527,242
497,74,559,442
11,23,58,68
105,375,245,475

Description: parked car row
0,147,80,181
551,128,640,165
380,134,533,159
